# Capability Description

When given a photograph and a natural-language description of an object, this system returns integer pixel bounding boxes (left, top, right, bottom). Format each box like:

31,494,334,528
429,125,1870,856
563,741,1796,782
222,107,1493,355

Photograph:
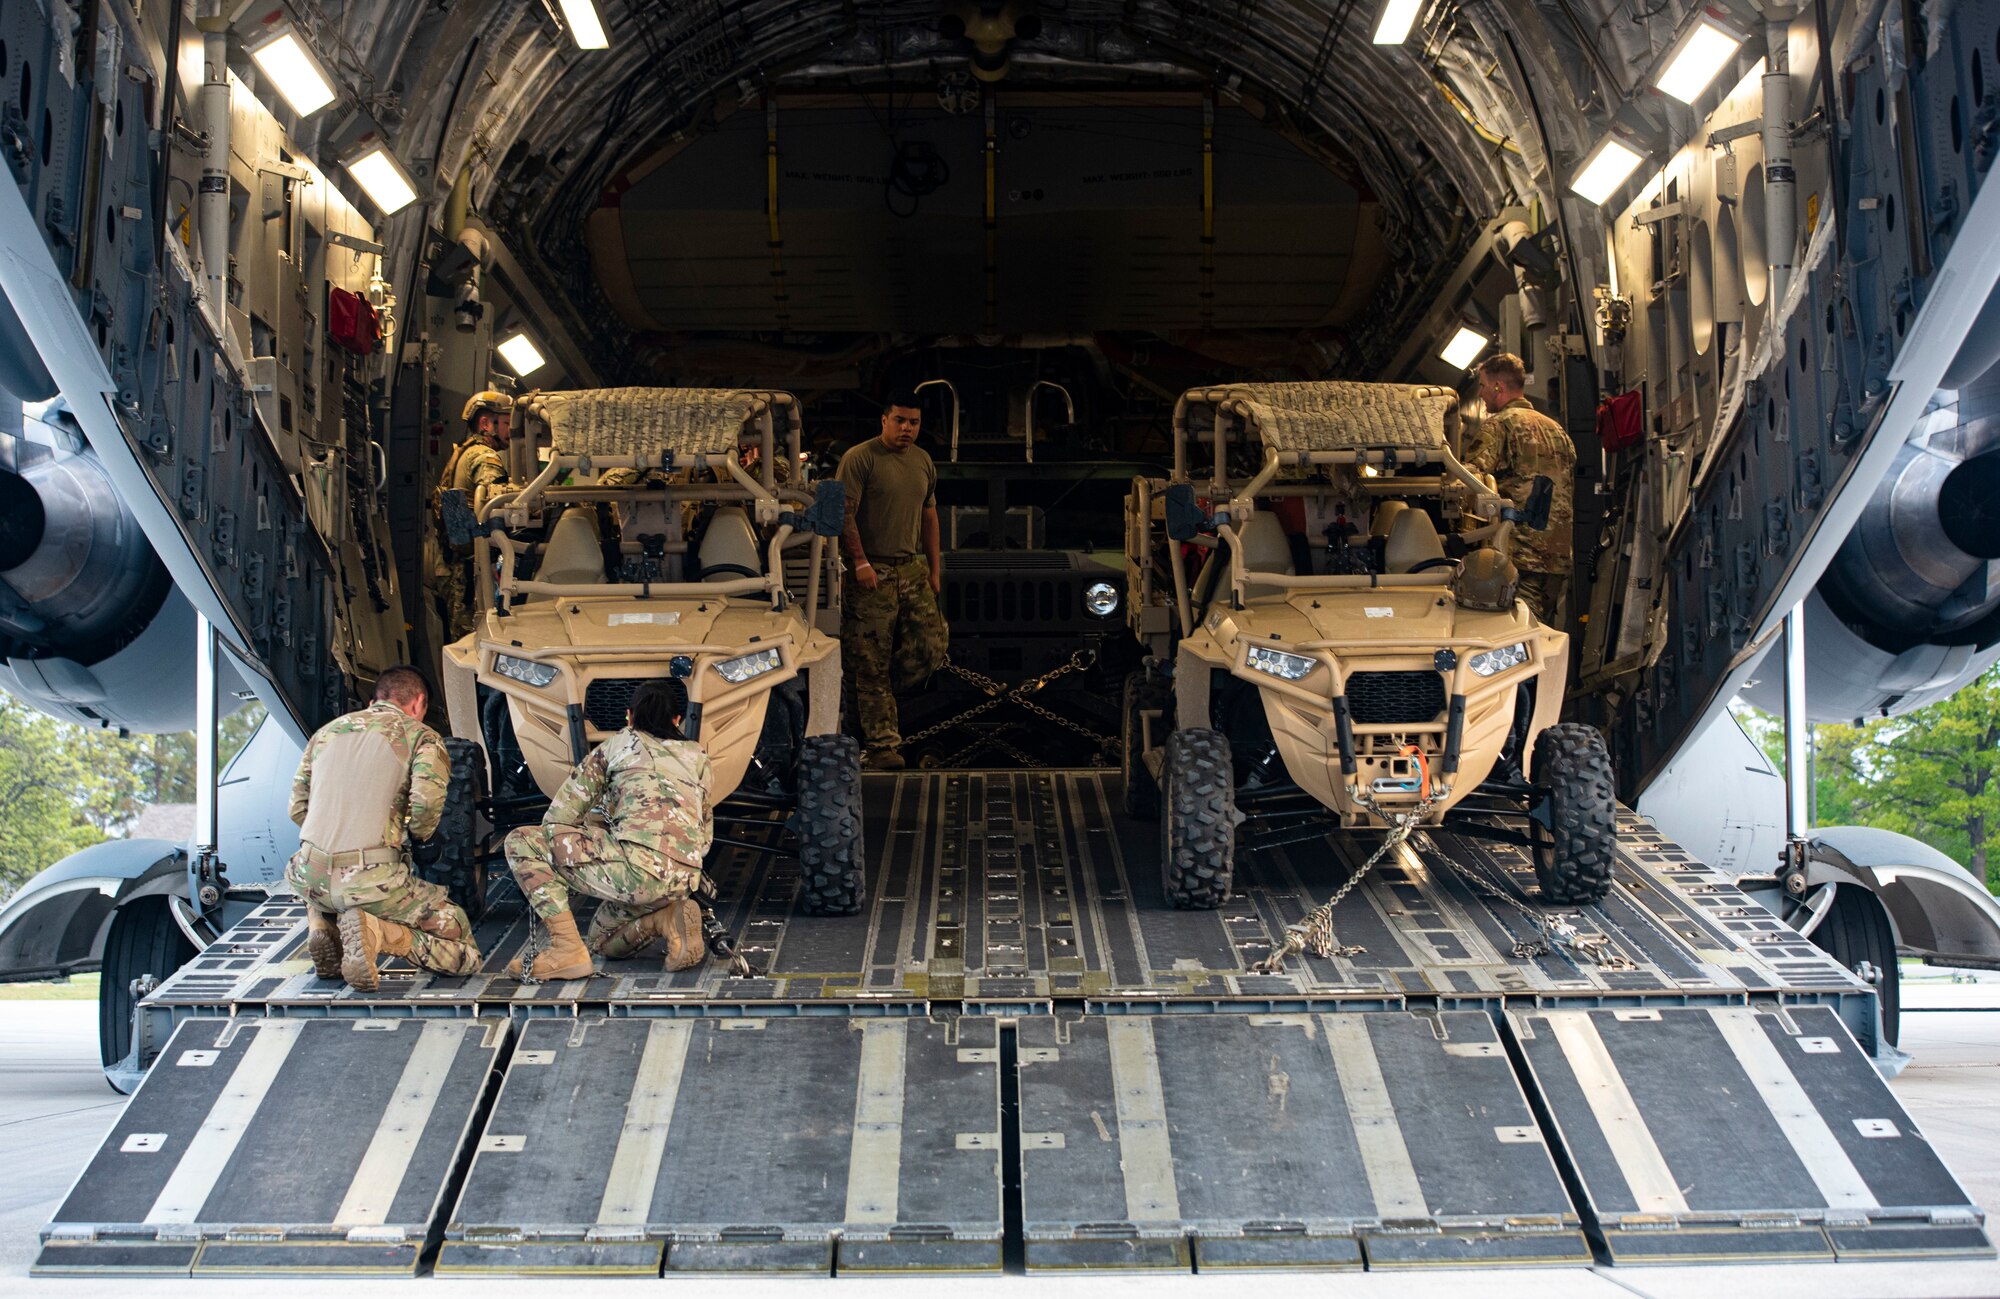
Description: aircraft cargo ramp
35,774,1991,1276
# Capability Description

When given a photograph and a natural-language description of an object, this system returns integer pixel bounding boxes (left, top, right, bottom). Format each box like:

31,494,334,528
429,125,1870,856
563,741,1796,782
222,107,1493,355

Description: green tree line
0,697,264,904
1738,665,2000,891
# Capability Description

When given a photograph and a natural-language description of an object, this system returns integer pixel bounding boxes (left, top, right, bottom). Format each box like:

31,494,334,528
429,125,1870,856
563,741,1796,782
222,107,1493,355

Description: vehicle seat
1237,510,1295,597
695,506,763,581
1384,509,1447,573
538,507,606,585
1370,499,1409,539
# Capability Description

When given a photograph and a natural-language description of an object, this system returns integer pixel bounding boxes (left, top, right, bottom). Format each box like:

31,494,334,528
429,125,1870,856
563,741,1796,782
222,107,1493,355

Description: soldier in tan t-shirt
836,391,950,769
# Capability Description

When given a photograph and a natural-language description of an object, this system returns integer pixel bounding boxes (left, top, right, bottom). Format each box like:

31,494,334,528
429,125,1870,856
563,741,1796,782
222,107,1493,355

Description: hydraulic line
766,98,790,328
1201,89,1216,332
984,95,998,331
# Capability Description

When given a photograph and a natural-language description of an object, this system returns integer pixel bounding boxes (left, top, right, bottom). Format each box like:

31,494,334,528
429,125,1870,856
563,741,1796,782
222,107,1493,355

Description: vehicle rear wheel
99,896,197,1080
1807,884,1902,1047
1161,728,1237,909
1531,723,1617,905
797,735,867,915
413,736,490,920
1121,672,1167,819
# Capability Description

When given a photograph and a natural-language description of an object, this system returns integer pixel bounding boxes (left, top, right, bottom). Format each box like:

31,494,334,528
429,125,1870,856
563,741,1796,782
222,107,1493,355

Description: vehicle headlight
1084,581,1120,617
713,648,782,683
1467,642,1529,677
1246,646,1317,681
493,654,558,688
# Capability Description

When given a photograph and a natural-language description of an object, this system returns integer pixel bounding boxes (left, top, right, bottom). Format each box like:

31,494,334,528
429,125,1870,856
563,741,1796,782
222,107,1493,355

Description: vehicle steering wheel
1409,557,1459,573
697,563,762,580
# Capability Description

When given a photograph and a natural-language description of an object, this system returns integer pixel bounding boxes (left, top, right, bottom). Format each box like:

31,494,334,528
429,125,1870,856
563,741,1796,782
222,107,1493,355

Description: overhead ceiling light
1372,0,1423,44
1570,135,1646,206
247,30,338,117
1440,326,1490,370
558,0,610,49
497,332,548,376
1654,15,1745,104
343,143,418,215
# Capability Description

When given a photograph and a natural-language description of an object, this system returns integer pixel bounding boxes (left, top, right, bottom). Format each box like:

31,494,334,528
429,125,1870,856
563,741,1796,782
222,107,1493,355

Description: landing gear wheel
1531,723,1617,905
1121,672,1168,819
413,736,490,920
1161,727,1237,909
99,897,197,1083
797,734,867,915
1807,884,1902,1047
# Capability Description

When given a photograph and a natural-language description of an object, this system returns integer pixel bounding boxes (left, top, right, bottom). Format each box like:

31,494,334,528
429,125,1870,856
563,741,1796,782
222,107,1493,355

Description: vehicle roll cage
473,389,840,615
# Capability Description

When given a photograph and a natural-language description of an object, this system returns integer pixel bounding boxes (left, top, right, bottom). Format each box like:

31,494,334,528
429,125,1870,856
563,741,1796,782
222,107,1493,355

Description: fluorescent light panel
1373,0,1423,43
1570,137,1645,206
249,32,337,117
1655,18,1744,104
498,332,548,376
1440,326,1489,370
344,147,418,215
559,0,609,48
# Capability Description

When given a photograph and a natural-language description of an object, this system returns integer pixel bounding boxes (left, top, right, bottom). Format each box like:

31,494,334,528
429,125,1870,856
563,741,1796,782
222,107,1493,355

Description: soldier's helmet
1454,546,1520,612
462,390,514,426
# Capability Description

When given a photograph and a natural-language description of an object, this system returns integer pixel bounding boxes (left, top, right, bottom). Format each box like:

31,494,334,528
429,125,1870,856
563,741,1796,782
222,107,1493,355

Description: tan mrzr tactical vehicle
437,388,868,914
1123,381,1616,910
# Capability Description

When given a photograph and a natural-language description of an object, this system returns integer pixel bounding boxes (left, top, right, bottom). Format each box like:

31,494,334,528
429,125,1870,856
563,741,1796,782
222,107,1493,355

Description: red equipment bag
327,286,382,356
1597,388,1644,452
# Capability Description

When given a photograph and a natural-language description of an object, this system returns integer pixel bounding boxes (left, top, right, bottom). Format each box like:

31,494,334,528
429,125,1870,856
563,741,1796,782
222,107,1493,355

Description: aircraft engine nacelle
1745,371,2000,722
0,432,220,733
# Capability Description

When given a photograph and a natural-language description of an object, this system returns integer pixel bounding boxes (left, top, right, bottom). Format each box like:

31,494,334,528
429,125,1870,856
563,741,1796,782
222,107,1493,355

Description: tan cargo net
522,388,779,458
1204,382,1455,454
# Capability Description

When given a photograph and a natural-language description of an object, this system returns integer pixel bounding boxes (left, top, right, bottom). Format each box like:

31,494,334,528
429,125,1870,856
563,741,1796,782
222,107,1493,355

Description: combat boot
338,909,382,992
373,918,416,962
863,748,906,771
305,908,342,980
506,909,595,981
653,898,707,971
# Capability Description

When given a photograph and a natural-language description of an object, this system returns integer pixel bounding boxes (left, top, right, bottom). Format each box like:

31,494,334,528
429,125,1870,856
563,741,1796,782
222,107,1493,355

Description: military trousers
1516,568,1566,625
285,846,482,975
504,823,706,958
841,555,950,754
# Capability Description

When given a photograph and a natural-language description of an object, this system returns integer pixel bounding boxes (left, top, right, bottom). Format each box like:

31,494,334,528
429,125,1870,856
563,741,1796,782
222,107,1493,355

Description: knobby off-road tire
797,734,867,915
413,736,489,920
1531,723,1618,905
1121,672,1168,820
99,896,197,1077
1809,884,1902,1047
1161,727,1237,909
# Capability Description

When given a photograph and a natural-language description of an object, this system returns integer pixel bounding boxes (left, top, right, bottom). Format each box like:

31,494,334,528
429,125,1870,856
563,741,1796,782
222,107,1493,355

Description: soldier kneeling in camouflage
287,666,484,991
502,679,713,980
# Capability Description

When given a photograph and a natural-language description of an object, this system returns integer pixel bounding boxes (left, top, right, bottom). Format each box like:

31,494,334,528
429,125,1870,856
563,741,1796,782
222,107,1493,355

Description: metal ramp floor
37,772,1992,1275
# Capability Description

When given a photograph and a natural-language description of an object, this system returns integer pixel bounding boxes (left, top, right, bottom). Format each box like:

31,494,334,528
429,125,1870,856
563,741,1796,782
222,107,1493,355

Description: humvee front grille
583,678,646,731
1345,671,1446,725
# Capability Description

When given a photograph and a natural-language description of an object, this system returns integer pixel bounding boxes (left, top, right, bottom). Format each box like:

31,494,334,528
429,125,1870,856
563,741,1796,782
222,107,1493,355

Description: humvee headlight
1084,581,1119,617
1468,642,1529,677
714,648,782,683
493,654,558,688
1246,647,1316,681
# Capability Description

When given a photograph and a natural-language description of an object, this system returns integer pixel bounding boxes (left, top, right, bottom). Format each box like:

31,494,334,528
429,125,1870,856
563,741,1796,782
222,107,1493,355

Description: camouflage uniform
1464,397,1575,623
842,556,949,753
285,701,482,976
431,434,510,640
503,727,713,957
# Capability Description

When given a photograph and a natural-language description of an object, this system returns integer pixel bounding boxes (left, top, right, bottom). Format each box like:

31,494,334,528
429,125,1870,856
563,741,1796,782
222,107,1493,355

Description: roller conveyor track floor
36,772,1991,1276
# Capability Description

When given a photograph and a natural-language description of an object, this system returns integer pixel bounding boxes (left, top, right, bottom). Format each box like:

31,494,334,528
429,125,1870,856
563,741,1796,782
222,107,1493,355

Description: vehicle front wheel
413,736,490,920
1161,728,1237,909
1530,723,1618,904
1121,672,1168,820
797,735,867,915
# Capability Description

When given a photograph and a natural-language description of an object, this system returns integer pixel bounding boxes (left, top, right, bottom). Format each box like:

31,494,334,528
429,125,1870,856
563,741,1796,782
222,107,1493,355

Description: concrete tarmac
3,981,1998,1297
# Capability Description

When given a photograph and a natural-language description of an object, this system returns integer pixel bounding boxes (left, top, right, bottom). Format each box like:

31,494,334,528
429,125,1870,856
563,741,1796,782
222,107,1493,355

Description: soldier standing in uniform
430,390,515,640
1465,353,1576,624
287,666,482,990
837,390,949,771
502,679,713,980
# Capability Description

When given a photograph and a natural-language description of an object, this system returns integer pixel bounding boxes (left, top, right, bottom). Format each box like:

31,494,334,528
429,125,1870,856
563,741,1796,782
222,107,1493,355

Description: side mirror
802,480,846,538
439,488,477,548
1523,475,1554,531
1164,483,1206,542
